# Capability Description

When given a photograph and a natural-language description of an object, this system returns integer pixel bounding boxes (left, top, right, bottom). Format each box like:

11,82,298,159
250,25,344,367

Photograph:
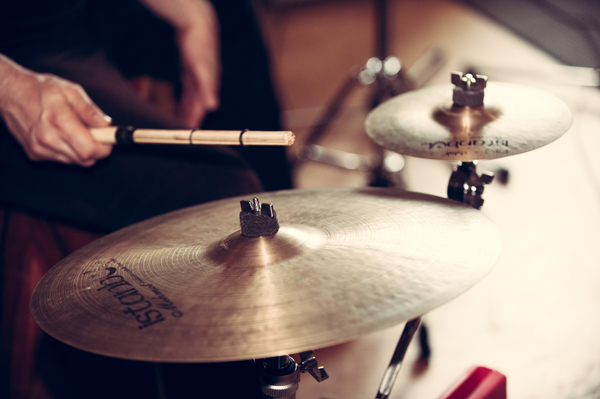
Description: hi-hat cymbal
365,82,573,161
31,187,501,363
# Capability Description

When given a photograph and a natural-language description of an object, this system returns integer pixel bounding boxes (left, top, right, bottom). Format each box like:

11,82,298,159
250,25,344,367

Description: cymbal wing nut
451,71,487,107
299,351,329,382
452,87,484,107
240,198,280,237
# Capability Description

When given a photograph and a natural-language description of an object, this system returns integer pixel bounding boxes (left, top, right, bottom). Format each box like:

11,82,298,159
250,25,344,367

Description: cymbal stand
371,74,493,397
260,351,329,399
295,0,445,187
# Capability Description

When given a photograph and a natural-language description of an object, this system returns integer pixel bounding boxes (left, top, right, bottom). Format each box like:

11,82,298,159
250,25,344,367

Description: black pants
0,1,289,398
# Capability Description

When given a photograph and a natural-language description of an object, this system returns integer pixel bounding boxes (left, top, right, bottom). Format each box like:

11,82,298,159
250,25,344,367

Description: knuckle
82,106,100,122
33,129,54,148
39,75,63,93
80,159,96,168
46,74,68,86
35,73,52,84
64,82,82,96
26,150,43,161
28,140,47,158
44,111,68,132
100,145,113,158
77,147,96,161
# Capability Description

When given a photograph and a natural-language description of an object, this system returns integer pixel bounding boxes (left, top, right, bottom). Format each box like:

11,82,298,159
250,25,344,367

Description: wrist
0,55,37,115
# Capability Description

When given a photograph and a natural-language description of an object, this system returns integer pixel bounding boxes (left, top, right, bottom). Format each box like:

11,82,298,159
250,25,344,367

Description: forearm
137,0,214,31
0,54,37,117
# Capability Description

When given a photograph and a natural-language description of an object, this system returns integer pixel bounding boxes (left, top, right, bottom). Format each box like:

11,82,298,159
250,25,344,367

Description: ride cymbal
365,82,573,161
31,187,501,363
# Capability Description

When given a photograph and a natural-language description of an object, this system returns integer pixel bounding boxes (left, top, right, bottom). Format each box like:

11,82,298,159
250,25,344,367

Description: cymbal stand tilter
296,0,445,187
446,72,495,210
260,352,329,399
447,161,494,209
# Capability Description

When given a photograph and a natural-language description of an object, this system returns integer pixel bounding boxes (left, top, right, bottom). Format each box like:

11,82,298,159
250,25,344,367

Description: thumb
64,82,112,127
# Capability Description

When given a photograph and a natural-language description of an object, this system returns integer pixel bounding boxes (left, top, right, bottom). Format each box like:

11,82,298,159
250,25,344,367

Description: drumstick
91,126,295,146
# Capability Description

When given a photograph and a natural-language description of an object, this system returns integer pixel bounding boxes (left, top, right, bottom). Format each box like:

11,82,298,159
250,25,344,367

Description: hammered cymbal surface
365,82,573,161
31,187,501,363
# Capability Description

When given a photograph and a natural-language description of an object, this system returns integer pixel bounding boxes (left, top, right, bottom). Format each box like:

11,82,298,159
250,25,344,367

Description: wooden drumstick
91,126,295,146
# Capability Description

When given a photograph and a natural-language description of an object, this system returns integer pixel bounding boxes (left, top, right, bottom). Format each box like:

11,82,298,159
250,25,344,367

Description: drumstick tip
285,131,296,146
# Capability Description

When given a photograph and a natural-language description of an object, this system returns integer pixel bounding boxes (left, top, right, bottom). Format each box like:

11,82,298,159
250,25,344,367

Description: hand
174,1,221,128
0,55,113,167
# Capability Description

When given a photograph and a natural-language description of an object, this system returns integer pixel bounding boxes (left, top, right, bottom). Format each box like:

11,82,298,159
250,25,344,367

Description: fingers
174,4,221,127
20,112,111,167
194,0,221,111
60,81,114,164
44,107,113,166
193,53,220,112
31,78,113,166
177,70,209,128
2,71,114,167
63,81,113,127
176,65,218,128
13,130,76,165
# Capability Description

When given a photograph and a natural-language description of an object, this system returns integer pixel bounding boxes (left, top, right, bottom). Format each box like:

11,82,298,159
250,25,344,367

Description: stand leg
375,0,388,60
154,363,167,399
418,323,431,360
293,0,445,187
301,73,363,147
374,317,422,399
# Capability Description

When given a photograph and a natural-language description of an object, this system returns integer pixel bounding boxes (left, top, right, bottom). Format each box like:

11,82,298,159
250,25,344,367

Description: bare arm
0,54,113,166
138,0,220,128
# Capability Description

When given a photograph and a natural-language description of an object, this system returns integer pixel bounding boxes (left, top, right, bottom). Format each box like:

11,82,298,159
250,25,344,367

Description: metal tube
374,316,422,399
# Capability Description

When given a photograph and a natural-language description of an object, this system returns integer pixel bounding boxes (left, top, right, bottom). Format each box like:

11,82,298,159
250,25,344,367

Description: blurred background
249,0,600,398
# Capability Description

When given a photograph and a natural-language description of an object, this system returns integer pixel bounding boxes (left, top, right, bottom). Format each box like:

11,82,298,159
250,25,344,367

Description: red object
438,366,507,399
1,209,101,399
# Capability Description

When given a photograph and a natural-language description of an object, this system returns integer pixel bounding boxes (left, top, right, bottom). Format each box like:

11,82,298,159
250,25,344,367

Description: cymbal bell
31,187,501,363
365,82,573,161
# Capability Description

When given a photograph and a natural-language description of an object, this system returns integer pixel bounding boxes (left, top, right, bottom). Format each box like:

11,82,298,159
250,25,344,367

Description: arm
138,0,220,128
0,54,113,166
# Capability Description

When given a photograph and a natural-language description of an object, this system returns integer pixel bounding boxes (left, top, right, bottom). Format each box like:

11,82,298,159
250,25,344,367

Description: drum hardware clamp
260,351,329,399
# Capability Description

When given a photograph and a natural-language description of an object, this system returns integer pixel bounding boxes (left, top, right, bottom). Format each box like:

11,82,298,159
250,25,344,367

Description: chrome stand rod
374,316,422,399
